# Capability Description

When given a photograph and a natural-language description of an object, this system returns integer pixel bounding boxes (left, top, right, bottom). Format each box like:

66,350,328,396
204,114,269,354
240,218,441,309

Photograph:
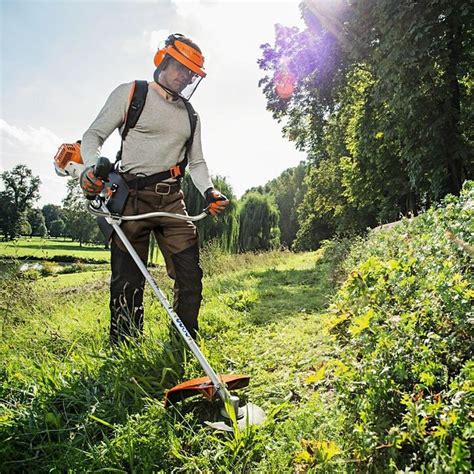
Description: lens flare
274,69,295,99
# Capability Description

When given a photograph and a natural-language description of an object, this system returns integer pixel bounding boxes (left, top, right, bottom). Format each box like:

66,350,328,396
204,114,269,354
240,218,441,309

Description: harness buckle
169,165,182,178
155,183,172,195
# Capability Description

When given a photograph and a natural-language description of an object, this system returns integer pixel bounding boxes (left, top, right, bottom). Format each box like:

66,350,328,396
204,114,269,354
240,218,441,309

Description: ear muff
154,33,185,67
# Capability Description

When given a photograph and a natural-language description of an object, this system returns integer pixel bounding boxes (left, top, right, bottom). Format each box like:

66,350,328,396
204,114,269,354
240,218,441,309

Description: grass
1,184,470,473
1,247,347,472
0,236,111,262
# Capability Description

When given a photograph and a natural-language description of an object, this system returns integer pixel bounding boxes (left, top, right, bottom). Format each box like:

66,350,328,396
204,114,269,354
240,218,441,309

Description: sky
0,0,307,206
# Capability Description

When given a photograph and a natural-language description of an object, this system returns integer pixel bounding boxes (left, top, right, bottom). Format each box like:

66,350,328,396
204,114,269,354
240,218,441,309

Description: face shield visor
154,54,204,100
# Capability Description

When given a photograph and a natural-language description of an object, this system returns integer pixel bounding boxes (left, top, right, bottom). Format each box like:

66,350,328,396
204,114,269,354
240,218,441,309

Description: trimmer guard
164,374,250,407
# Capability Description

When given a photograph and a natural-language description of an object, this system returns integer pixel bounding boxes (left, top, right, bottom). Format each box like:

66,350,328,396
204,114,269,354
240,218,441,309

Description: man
79,33,229,345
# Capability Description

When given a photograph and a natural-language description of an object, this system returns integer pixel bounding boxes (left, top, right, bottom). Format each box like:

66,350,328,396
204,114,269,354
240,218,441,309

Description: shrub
325,182,473,472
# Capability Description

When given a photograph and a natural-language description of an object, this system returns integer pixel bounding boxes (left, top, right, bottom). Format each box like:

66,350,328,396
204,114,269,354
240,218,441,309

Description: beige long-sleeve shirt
81,82,213,195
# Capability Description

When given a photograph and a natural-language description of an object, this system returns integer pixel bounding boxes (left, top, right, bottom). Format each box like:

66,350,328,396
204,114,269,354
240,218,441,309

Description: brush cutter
53,146,266,432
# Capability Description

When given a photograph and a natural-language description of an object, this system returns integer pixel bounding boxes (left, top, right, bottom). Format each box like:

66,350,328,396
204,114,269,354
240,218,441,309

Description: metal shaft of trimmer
103,205,239,414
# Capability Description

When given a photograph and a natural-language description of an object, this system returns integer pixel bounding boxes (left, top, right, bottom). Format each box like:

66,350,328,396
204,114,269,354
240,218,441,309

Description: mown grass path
1,250,344,473
202,253,333,402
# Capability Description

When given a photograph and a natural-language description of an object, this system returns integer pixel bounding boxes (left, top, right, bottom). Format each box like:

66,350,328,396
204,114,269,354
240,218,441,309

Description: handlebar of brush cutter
87,198,210,222
84,157,212,222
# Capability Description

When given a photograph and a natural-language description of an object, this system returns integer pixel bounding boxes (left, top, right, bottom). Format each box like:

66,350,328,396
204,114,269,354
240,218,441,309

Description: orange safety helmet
153,33,206,100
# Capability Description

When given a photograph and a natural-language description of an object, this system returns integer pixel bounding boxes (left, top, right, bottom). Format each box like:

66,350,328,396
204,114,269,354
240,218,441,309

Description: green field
0,236,111,262
0,237,164,265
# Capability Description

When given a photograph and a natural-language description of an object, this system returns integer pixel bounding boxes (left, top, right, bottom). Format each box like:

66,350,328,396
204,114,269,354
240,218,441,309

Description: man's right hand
79,166,105,200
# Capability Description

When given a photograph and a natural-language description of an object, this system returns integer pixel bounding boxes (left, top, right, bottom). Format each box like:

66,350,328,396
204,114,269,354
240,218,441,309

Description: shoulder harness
116,80,198,189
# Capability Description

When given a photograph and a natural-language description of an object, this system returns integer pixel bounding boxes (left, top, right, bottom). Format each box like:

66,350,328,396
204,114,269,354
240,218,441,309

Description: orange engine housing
54,142,83,172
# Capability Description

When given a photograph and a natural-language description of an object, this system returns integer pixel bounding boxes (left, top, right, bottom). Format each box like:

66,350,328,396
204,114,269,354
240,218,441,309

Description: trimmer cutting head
205,400,267,432
164,374,250,407
165,374,266,432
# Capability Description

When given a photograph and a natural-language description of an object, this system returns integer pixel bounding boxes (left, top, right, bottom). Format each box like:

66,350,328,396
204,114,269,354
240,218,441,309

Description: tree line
0,165,106,246
0,165,287,252
258,0,473,250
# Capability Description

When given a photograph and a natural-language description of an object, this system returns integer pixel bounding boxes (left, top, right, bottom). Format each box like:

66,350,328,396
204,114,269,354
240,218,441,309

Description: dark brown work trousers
109,184,202,345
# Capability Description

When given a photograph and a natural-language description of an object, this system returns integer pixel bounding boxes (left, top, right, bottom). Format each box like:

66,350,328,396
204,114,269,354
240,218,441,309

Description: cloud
121,29,170,55
0,119,67,205
0,119,63,156
148,29,170,51
0,119,123,206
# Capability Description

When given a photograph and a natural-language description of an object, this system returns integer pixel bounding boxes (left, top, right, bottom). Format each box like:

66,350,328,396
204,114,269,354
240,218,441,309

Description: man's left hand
205,188,230,216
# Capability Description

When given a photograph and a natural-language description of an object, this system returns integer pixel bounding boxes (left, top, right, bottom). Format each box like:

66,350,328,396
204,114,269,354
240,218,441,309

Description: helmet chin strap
153,68,181,100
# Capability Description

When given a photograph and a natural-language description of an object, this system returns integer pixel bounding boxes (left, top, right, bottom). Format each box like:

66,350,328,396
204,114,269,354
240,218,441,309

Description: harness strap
124,168,183,190
115,80,149,163
115,81,199,185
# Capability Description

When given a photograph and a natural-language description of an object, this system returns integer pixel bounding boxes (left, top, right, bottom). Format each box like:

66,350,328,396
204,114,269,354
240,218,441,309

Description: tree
345,0,473,198
49,219,66,238
0,198,15,242
62,179,102,246
182,174,240,252
17,215,32,237
238,193,280,252
258,0,473,248
0,165,41,240
27,209,47,237
245,162,307,248
42,204,64,233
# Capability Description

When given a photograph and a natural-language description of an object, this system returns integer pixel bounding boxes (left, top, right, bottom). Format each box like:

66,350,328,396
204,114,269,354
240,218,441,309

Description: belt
149,182,181,195
122,173,181,194
123,165,183,191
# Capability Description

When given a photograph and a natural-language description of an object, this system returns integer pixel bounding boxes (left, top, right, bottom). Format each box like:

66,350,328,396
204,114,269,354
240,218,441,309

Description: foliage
245,161,307,248
17,214,32,237
258,0,474,248
238,192,281,252
49,219,66,238
42,204,64,233
345,0,474,198
182,174,239,252
0,259,40,336
0,165,41,241
62,179,104,246
325,182,474,471
27,208,47,237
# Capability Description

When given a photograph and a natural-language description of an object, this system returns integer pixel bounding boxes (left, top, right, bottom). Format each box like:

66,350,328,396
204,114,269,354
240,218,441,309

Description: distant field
0,237,110,262
0,236,165,264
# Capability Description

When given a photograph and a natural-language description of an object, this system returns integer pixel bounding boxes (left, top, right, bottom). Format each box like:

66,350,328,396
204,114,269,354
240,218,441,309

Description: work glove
205,187,230,216
79,166,105,200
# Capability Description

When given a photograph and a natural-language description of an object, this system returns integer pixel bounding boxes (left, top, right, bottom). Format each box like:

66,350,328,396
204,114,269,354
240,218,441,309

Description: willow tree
245,162,307,248
182,174,239,252
238,193,280,252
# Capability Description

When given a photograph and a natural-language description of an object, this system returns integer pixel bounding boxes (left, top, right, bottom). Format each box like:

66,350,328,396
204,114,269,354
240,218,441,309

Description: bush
325,182,474,472
60,263,86,274
40,261,60,276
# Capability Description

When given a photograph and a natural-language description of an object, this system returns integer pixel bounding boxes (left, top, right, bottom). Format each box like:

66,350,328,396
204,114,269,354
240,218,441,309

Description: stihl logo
174,315,192,340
